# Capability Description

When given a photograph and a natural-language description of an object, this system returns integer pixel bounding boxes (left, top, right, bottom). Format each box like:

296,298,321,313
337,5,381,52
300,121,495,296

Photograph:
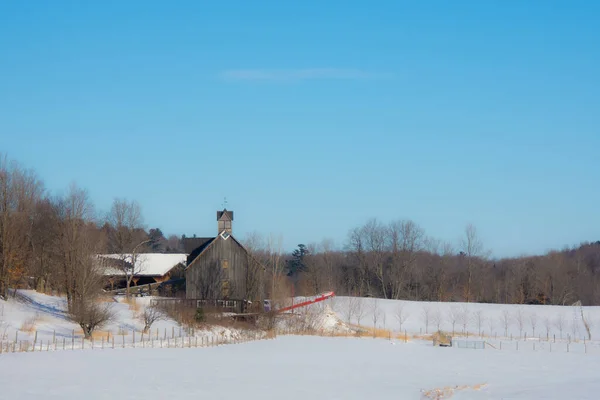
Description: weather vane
222,197,228,209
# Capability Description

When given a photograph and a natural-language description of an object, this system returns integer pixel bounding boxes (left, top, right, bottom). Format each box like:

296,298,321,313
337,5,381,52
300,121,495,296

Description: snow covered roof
98,253,188,277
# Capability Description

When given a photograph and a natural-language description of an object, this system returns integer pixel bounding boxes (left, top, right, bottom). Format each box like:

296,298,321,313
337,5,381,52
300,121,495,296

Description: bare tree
70,299,114,339
241,232,266,303
421,305,432,334
488,315,495,337
363,219,388,298
347,227,369,296
431,307,443,332
106,198,149,298
266,234,287,308
474,308,485,336
395,303,409,332
571,313,580,340
449,306,460,335
529,311,538,337
355,298,366,326
583,312,593,340
344,297,357,323
371,298,381,330
319,238,338,292
53,185,114,339
514,307,525,338
577,304,592,340
543,317,552,339
501,309,512,337
55,184,98,310
460,224,485,303
457,304,470,334
388,220,425,299
0,155,43,298
555,313,566,339
140,305,164,333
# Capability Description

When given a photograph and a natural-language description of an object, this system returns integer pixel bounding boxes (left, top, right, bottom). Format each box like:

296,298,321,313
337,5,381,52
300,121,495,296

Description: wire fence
0,328,274,355
453,339,485,349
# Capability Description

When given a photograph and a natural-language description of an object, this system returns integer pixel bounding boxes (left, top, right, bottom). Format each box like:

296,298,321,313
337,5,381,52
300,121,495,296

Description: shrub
194,307,205,323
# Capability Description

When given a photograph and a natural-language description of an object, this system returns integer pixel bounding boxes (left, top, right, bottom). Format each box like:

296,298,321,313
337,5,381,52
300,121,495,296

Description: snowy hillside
0,290,261,351
321,296,600,341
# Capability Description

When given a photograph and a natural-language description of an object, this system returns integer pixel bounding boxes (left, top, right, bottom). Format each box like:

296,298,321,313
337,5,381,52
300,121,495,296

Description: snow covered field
1,335,600,399
3,291,600,398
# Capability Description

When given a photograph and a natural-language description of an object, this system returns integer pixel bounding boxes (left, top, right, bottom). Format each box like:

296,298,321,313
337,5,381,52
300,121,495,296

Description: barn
99,253,187,293
183,209,264,310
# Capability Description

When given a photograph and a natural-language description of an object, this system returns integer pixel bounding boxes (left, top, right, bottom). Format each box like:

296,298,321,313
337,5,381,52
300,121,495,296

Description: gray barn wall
185,236,249,300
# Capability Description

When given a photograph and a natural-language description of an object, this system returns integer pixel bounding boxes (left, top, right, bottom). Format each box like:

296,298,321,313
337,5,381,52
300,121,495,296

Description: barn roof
184,234,265,273
98,253,187,277
186,237,216,265
217,209,233,220
182,237,214,254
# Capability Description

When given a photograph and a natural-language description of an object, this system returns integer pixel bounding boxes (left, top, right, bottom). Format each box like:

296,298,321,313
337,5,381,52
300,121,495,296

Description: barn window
221,259,229,270
221,280,230,298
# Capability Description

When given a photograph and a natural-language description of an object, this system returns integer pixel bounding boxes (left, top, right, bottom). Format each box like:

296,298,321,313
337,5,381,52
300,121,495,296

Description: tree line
263,220,600,306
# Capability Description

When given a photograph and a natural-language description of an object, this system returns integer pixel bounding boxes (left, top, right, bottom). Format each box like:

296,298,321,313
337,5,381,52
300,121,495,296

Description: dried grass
20,315,39,333
124,298,141,312
265,329,277,339
97,296,116,304
421,383,487,399
75,329,113,340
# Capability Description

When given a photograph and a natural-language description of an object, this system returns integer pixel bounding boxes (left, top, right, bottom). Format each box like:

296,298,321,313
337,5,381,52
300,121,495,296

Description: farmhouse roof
98,253,187,277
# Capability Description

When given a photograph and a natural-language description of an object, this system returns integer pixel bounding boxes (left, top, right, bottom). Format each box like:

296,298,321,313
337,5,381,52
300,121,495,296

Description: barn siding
185,236,250,300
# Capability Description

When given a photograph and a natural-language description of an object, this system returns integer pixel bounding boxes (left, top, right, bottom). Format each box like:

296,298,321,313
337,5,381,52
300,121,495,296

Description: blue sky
1,1,599,257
